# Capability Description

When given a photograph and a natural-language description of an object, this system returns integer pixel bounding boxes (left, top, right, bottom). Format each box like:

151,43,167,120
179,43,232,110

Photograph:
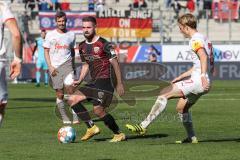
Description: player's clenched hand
72,80,81,87
201,76,210,91
49,66,58,77
9,60,21,80
116,83,124,96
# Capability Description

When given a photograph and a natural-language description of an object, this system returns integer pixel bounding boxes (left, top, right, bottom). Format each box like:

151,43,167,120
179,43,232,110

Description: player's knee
160,85,173,95
65,86,75,95
68,95,85,106
176,106,183,113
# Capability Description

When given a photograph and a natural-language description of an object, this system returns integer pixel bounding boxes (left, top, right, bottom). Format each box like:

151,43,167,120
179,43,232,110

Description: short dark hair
82,16,97,25
55,11,66,21
41,29,46,33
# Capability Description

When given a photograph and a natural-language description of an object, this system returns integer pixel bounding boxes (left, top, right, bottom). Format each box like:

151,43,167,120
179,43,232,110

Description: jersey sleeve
43,32,51,49
1,3,15,23
190,38,205,53
104,42,117,59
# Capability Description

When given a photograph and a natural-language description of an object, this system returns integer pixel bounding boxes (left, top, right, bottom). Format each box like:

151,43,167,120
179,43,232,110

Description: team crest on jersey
98,91,104,99
94,47,100,53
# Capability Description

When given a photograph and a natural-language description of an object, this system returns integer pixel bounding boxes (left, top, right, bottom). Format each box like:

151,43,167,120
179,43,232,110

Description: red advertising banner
212,1,239,20
96,9,152,38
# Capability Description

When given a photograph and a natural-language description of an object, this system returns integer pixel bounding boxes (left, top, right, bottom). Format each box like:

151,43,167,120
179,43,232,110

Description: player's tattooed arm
72,63,89,87
110,57,125,96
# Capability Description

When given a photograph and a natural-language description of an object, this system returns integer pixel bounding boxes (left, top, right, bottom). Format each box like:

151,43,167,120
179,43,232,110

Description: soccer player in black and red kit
68,16,125,142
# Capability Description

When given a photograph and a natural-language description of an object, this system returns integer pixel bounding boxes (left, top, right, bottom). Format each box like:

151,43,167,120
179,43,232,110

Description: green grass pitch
0,80,240,160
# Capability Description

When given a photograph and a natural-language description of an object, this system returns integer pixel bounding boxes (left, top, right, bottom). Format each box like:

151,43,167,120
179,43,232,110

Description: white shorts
0,62,7,103
175,75,209,104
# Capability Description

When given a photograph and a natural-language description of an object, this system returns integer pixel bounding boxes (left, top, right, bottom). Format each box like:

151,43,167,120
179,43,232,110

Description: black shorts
79,78,114,107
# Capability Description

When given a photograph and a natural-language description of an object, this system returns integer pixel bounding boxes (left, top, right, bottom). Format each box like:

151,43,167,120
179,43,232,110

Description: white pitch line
207,93,240,96
122,98,240,101
200,98,240,101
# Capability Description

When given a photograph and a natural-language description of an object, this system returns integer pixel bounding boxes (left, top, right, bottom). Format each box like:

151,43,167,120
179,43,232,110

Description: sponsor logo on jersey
98,91,104,99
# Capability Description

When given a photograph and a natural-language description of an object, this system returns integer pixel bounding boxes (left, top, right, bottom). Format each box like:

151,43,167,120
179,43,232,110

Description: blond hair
178,13,197,29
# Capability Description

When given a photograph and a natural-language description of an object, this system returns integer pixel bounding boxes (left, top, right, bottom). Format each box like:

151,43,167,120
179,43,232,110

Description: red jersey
78,37,116,80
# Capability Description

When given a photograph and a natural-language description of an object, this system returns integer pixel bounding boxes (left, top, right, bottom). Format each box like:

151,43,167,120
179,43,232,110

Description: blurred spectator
213,0,219,19
196,0,204,19
186,0,195,12
147,45,161,62
95,0,105,12
50,0,61,11
139,0,147,9
133,0,139,8
39,0,53,11
204,0,213,18
164,0,172,8
203,0,212,10
129,0,139,9
148,53,157,62
18,11,32,45
171,0,183,18
24,0,36,12
88,0,95,11
61,0,70,11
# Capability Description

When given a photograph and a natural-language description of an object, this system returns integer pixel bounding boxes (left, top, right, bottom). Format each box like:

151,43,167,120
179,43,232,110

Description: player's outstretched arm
5,19,22,79
171,67,194,83
110,57,124,96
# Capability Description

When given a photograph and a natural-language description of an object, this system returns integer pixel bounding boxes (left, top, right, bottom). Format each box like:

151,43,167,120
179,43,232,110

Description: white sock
140,96,167,129
56,98,70,121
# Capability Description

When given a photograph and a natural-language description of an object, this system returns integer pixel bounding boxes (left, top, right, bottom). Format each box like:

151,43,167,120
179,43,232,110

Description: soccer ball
57,126,76,143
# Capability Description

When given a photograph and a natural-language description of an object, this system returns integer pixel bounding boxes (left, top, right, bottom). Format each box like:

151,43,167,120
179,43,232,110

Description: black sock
71,102,94,128
101,114,120,134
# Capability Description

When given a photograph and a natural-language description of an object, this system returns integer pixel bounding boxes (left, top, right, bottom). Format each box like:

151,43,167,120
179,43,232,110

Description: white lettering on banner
214,49,240,61
162,64,192,79
99,8,125,17
176,51,193,61
162,45,189,62
219,65,240,78
119,19,130,28
128,10,152,19
113,28,136,37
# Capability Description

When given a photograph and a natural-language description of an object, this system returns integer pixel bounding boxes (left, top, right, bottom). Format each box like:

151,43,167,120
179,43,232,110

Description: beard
84,31,95,41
